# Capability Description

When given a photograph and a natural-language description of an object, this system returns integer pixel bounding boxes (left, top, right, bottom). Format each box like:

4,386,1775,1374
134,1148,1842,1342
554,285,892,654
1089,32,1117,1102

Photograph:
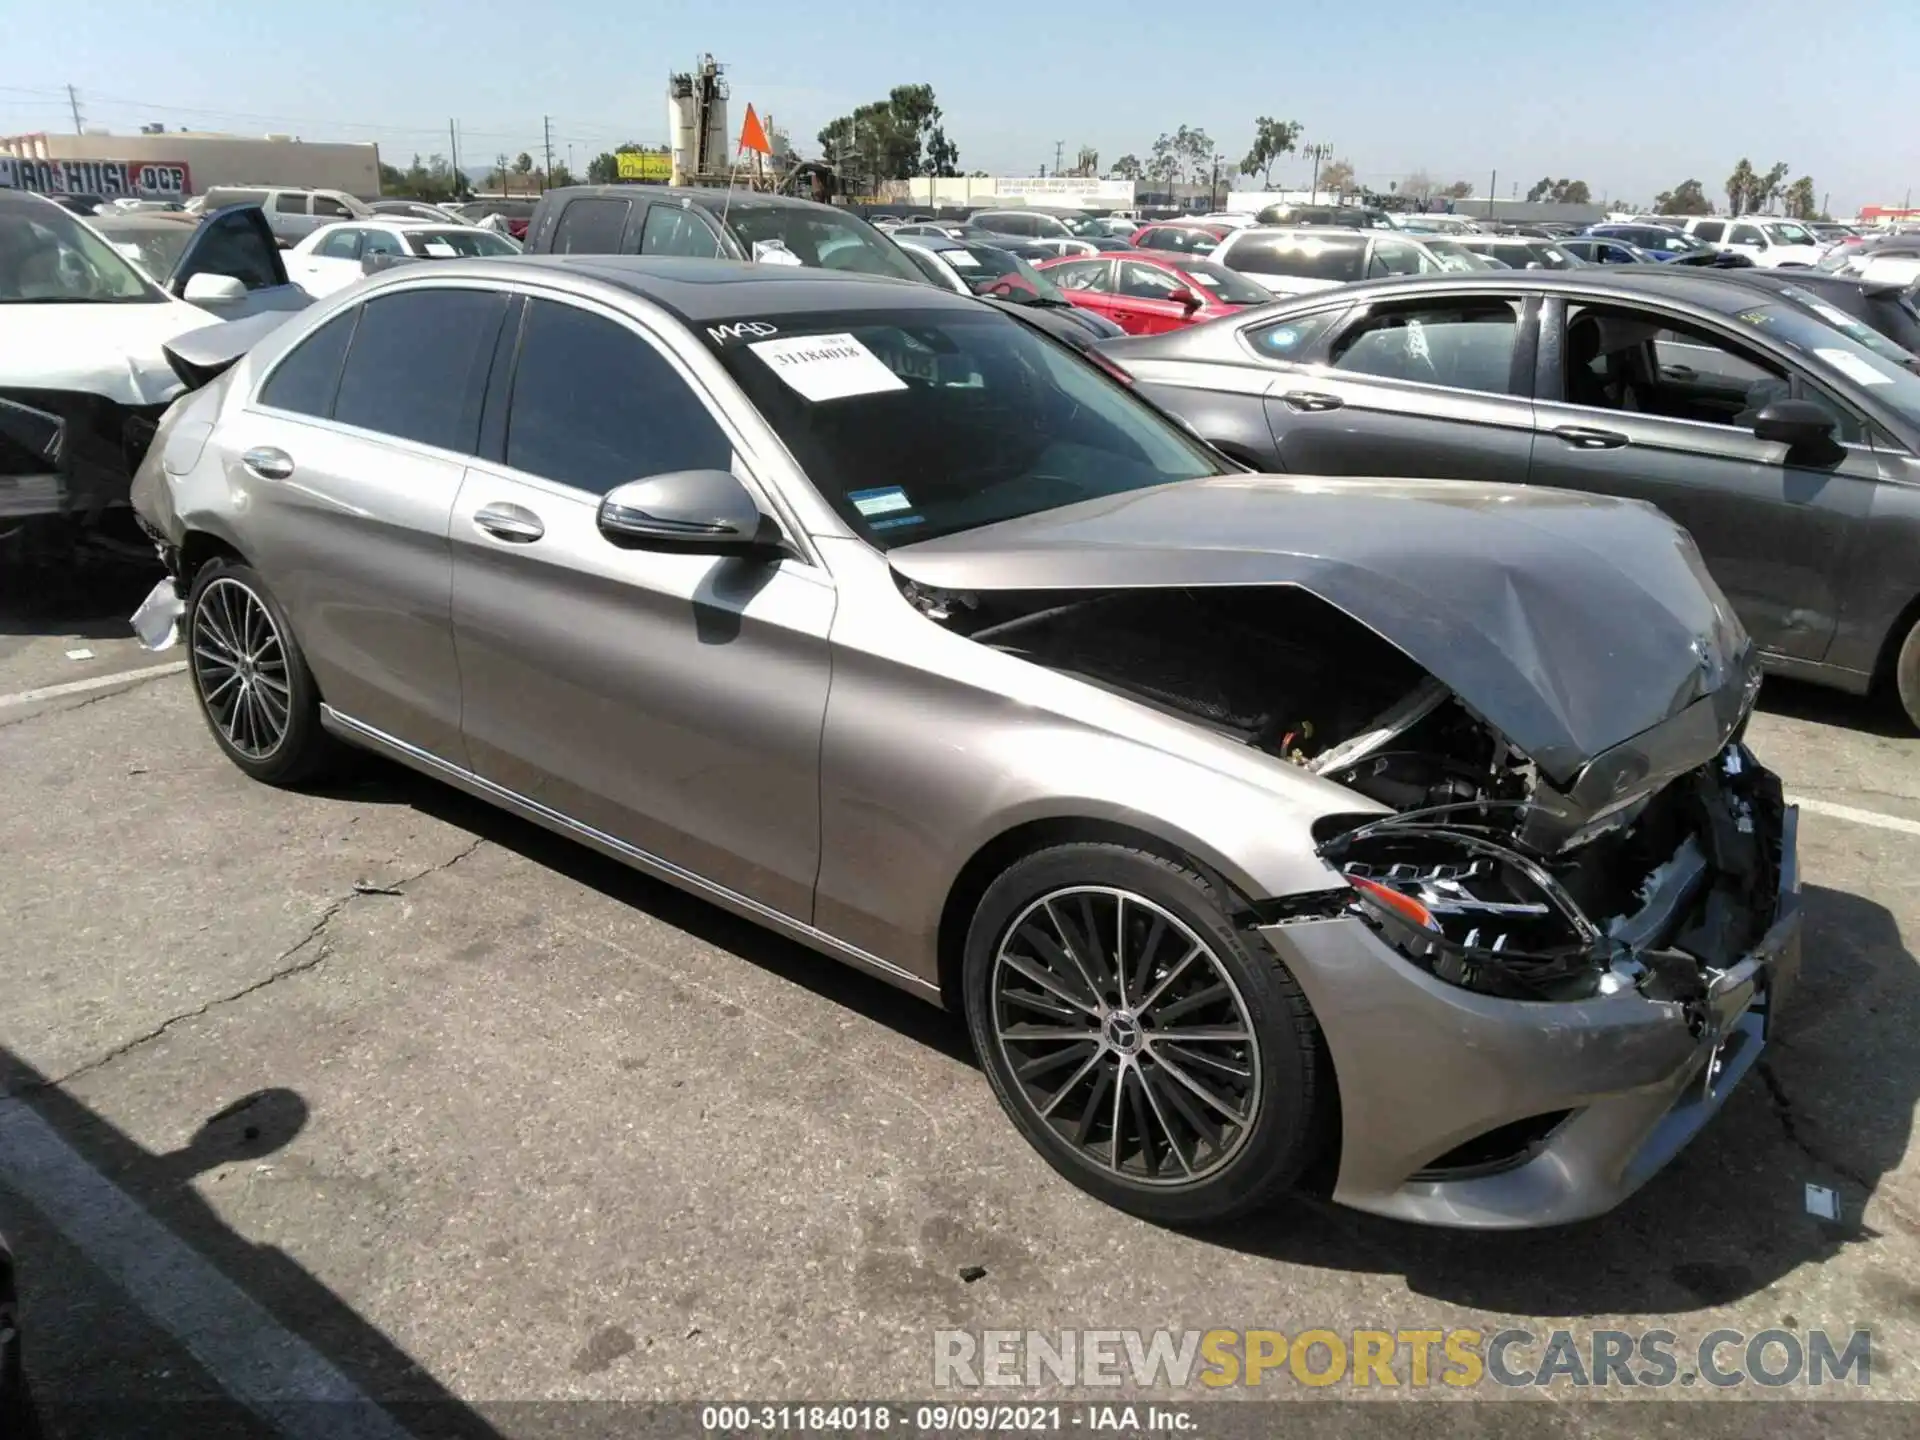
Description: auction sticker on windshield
748,333,908,402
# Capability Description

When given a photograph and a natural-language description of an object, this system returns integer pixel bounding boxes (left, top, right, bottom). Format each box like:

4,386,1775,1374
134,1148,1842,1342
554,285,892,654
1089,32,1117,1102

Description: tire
185,558,335,785
962,843,1329,1226
1896,619,1920,732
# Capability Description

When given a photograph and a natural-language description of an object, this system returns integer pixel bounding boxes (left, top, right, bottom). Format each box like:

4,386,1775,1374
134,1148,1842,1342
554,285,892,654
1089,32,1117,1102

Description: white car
0,189,296,543
285,220,521,297
1683,216,1824,268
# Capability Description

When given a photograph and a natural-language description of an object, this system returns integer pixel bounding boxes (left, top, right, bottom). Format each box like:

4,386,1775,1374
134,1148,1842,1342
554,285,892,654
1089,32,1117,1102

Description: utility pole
449,119,461,197
1303,142,1331,205
542,115,554,192
1488,169,1496,220
66,83,83,134
1209,153,1220,211
1054,140,1065,176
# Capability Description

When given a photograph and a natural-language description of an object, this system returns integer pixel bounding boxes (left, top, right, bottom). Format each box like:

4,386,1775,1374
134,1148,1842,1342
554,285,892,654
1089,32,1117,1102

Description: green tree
547,163,574,190
1318,158,1356,197
1237,117,1300,188
1402,169,1435,203
1726,158,1758,215
587,151,618,184
1757,161,1789,212
1441,179,1474,200
1110,154,1144,181
1784,175,1819,221
818,84,960,188
1653,178,1712,214
1526,177,1591,204
513,152,534,181
1151,126,1215,185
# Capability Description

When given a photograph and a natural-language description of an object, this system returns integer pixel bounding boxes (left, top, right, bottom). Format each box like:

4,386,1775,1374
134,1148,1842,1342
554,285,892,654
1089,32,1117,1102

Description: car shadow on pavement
1758,673,1912,739
0,1052,503,1439
0,544,161,640
313,757,979,1069
1194,880,1920,1317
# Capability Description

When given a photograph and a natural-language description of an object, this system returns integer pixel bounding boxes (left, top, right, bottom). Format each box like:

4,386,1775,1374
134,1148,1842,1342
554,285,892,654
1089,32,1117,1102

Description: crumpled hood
0,299,206,406
888,474,1753,786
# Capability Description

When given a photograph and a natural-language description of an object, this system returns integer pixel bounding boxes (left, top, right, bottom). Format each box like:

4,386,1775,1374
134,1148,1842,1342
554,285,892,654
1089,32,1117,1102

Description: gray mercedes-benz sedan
129,255,1800,1229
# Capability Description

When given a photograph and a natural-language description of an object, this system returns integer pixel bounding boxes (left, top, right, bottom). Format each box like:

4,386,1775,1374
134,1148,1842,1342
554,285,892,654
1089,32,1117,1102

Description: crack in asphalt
0,669,179,729
14,837,488,1096
1756,1060,1873,1195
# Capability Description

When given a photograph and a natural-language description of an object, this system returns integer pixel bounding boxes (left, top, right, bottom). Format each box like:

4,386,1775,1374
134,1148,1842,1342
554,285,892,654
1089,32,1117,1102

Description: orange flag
738,105,771,156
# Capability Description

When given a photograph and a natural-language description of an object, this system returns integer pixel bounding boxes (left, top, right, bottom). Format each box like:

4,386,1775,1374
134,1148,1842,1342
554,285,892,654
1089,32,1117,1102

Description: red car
1036,250,1272,333
1128,221,1232,255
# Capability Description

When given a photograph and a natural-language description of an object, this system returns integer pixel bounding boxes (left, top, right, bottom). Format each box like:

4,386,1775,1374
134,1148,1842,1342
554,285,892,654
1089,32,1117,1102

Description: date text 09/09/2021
701,1405,1194,1433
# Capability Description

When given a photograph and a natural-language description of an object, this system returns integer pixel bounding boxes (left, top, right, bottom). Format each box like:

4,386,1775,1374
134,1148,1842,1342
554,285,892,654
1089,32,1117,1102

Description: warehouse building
0,129,381,200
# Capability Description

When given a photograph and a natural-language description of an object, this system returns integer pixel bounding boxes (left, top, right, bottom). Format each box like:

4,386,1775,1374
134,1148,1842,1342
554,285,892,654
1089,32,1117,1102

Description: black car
1098,269,1920,724
520,185,924,283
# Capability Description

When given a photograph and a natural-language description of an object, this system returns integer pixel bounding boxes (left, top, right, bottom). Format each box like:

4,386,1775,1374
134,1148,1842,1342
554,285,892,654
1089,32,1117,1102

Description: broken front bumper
1261,805,1801,1229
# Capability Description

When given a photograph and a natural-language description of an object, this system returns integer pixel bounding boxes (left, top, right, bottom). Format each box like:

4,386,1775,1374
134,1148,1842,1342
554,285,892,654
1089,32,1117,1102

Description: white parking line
0,1098,412,1440
0,660,186,710
1790,795,1920,838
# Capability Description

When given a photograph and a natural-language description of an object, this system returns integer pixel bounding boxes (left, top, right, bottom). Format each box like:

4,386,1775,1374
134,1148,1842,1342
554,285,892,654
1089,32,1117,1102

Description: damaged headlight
1319,808,1610,1001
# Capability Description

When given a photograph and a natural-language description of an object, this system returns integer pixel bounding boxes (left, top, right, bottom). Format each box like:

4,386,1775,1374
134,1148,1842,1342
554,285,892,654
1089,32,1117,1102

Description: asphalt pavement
4,573,1920,1439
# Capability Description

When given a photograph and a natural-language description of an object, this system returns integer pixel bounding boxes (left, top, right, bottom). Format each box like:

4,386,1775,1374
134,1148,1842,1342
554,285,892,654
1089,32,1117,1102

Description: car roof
87,213,198,232
369,253,965,323
540,185,856,223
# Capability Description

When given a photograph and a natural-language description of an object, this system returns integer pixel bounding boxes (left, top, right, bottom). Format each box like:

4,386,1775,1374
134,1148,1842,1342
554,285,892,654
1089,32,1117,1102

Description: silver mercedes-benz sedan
129,255,1800,1229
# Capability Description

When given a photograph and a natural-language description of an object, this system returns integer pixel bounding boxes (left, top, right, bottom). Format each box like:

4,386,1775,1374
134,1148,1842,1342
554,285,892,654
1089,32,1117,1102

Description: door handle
241,446,293,480
473,502,545,543
1551,425,1630,450
1281,391,1345,412
1661,364,1698,382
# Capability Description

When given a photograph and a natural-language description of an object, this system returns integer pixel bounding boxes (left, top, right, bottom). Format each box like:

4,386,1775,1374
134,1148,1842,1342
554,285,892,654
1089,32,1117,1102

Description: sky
4,0,1916,215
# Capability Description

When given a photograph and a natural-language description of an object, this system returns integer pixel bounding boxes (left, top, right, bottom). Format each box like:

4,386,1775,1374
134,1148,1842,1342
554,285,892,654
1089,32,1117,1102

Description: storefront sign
615,151,672,182
0,156,193,198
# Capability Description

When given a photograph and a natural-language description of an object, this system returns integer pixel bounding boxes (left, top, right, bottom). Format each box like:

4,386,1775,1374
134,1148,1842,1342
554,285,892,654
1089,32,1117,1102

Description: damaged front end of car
887,475,1800,1226
0,387,169,591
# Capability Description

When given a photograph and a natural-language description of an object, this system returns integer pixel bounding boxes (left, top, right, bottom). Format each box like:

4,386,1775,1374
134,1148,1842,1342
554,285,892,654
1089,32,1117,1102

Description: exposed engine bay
0,387,167,583
905,578,1785,1011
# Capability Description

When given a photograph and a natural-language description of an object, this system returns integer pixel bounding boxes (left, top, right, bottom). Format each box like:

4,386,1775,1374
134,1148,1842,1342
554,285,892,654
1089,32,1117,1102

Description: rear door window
1330,299,1521,394
259,310,357,417
551,197,633,254
640,204,722,257
1692,221,1725,242
504,299,732,494
332,289,510,452
273,192,307,214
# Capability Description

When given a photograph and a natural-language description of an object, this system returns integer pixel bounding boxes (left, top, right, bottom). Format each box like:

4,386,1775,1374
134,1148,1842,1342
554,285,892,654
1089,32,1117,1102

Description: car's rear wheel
186,558,334,785
1895,618,1920,731
962,843,1329,1225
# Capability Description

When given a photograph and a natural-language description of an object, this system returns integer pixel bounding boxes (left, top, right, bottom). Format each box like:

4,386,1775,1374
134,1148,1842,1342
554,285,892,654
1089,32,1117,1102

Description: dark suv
520,186,923,282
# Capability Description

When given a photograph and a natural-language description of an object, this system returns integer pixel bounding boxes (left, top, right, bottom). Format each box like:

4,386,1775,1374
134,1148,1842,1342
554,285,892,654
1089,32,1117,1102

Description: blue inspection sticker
869,514,926,532
847,486,913,517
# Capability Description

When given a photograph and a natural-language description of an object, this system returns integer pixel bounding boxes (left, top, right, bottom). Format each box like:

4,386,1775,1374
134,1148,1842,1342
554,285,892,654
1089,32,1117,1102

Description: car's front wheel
963,843,1330,1226
186,557,334,785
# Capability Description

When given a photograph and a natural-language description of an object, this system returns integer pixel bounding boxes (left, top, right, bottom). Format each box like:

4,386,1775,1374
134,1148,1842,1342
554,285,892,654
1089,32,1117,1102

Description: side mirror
180,272,248,305
1752,398,1838,449
1168,286,1203,312
597,470,778,556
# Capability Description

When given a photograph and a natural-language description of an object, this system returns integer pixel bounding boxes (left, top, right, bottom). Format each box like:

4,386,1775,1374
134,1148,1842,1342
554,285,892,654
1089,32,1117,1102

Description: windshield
93,221,195,281
1768,286,1920,369
1762,222,1816,246
1058,214,1109,237
728,207,923,282
706,306,1225,548
404,228,521,257
1527,243,1583,269
1176,258,1273,303
1662,229,1712,253
935,245,1066,303
1735,302,1920,425
1228,232,1366,282
0,201,163,303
